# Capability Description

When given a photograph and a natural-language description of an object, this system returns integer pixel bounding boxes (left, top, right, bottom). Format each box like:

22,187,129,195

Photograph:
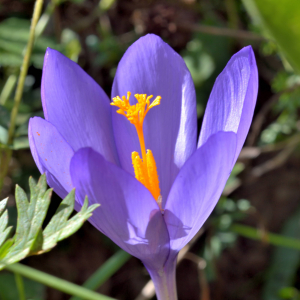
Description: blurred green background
2,0,300,299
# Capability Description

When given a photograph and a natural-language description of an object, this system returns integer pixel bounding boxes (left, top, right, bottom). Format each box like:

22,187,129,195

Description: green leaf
0,105,11,128
0,214,12,249
0,197,8,214
0,18,60,68
70,250,131,300
0,273,45,300
2,176,52,265
0,52,23,67
0,239,14,259
231,224,300,250
0,125,8,144
0,174,99,269
12,136,29,150
262,207,300,300
42,193,99,252
0,199,12,248
242,0,300,73
6,263,115,300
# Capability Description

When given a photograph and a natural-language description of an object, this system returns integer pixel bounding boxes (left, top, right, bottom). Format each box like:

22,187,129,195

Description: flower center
111,92,162,209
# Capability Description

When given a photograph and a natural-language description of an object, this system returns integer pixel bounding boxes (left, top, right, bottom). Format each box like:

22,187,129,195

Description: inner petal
111,92,162,210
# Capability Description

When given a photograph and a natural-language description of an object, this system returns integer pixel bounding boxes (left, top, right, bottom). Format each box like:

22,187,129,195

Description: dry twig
178,23,265,41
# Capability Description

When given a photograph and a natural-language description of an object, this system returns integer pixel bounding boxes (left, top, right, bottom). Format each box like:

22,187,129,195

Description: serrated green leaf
0,209,8,232
0,227,12,249
0,210,12,246
4,176,52,264
0,197,8,215
56,201,99,243
0,199,12,248
42,193,99,251
0,239,13,260
13,185,30,245
0,174,98,269
30,228,44,254
43,189,75,240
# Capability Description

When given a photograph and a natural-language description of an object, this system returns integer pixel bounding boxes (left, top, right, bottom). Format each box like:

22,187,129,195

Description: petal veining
198,46,258,162
29,117,74,199
70,147,170,270
42,48,119,165
112,34,197,206
164,131,236,252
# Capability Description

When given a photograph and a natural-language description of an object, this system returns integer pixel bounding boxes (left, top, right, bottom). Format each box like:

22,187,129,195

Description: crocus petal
164,131,237,252
28,117,74,199
112,34,197,205
198,46,258,162
70,147,170,270
42,48,119,165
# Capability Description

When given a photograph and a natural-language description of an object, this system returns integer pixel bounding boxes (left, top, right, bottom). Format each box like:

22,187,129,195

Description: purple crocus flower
29,34,258,299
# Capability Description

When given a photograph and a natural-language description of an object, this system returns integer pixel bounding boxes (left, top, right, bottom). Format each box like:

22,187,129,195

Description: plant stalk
145,259,178,300
6,263,116,300
14,272,26,300
71,250,130,300
0,0,44,194
7,0,44,145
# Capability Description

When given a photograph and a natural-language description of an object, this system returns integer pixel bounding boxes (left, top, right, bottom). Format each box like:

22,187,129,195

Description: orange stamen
111,92,162,207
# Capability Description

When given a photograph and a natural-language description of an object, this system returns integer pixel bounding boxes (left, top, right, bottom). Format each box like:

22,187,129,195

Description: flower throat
111,92,162,209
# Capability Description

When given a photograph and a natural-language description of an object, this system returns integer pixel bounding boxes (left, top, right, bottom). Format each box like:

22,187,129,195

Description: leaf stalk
6,263,116,300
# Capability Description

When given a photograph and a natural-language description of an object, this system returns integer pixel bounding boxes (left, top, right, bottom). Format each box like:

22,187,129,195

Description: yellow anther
111,92,162,205
111,92,161,126
131,151,150,189
146,149,160,201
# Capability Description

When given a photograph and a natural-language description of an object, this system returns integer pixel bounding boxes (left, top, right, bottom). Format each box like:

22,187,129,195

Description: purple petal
70,147,170,269
164,131,237,252
112,34,197,206
198,46,258,162
42,48,118,165
29,117,74,199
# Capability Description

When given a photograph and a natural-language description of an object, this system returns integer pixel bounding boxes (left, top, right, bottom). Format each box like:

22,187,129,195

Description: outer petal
42,48,118,165
112,34,197,205
29,117,74,199
164,131,236,252
198,46,258,162
70,148,170,270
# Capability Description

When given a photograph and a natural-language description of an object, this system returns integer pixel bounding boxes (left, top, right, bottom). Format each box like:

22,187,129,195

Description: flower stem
14,272,26,300
0,0,43,194
5,263,115,300
7,0,44,145
145,259,178,300
0,74,18,105
70,250,131,300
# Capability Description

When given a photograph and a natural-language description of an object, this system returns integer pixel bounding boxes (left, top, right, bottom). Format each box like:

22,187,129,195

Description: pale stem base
144,258,177,300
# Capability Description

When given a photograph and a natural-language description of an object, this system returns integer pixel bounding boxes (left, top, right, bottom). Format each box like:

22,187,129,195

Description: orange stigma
111,92,162,208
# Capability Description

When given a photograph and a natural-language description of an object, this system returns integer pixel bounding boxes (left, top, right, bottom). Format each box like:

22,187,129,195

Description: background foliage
1,0,300,299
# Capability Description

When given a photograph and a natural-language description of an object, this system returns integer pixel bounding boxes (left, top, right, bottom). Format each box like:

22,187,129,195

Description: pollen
111,92,162,210
111,92,161,126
